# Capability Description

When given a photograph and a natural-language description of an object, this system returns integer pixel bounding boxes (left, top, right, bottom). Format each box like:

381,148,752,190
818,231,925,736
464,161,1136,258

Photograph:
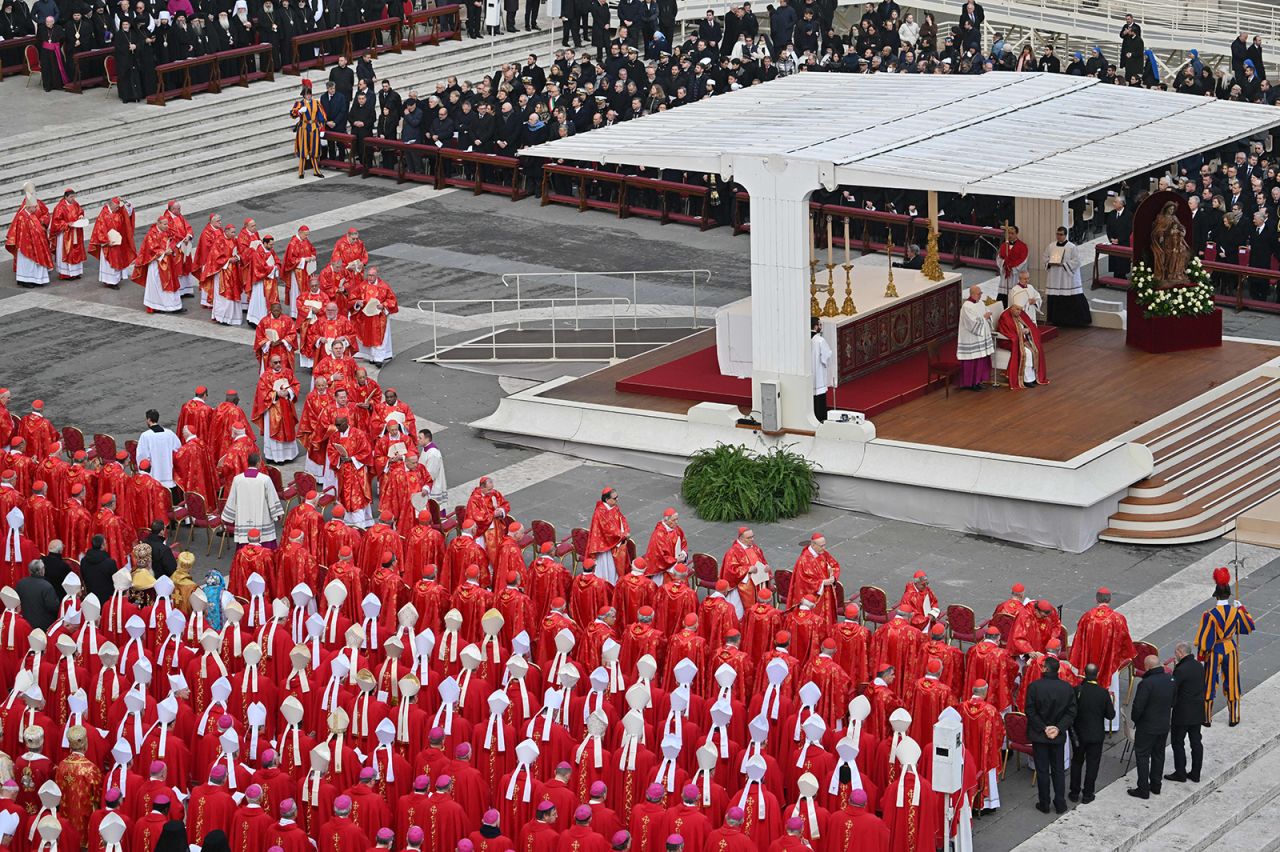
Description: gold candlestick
922,225,944,282
810,258,820,317
885,234,899,298
822,263,839,317
841,262,856,315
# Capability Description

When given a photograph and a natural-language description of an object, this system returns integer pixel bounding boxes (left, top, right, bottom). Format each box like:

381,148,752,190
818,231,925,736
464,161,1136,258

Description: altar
716,263,964,384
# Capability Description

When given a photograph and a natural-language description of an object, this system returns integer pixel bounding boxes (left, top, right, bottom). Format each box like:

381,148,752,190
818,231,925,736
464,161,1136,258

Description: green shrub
681,443,818,523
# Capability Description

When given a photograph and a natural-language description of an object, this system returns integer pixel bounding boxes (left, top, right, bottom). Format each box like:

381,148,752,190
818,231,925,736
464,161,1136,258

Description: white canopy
531,73,1280,201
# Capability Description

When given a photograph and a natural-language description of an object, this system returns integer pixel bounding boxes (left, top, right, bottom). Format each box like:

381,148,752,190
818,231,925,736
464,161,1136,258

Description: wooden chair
24,45,39,86
691,553,719,590
1125,641,1160,704
773,569,793,603
263,465,287,506
124,439,139,472
181,491,221,554
291,470,317,502
989,611,1016,646
570,527,589,569
93,434,117,465
834,580,846,612
926,338,963,398
946,604,980,647
60,426,85,457
1002,711,1035,780
859,585,890,627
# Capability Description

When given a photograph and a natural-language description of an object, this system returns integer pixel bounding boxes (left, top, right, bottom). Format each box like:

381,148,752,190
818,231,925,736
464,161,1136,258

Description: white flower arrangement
1131,258,1216,319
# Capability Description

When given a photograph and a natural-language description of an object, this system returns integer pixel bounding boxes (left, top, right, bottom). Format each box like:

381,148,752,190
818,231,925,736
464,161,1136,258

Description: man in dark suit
1248,208,1274,301
15,560,60,630
1166,641,1207,783
1105,193,1133,279
144,522,177,579
1026,656,1077,814
39,540,71,597
1129,653,1175,799
1068,663,1114,804
79,534,117,604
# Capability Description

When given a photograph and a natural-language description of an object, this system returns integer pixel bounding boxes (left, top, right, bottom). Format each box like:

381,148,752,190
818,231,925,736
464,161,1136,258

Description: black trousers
1069,740,1103,798
1135,729,1168,794
1032,742,1066,809
1171,723,1203,779
813,392,828,423
523,0,539,27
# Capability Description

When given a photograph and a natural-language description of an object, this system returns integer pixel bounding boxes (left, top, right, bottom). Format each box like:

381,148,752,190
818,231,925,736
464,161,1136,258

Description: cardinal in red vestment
907,659,955,747
173,432,217,505
48,189,87,279
326,411,374,528
256,303,299,372
585,488,630,584
871,612,926,700
5,189,54,286
963,628,1015,712
1068,587,1135,693
331,229,369,267
88,197,137,288
282,226,316,309
957,683,1004,809
787,536,838,623
1007,600,1062,656
644,509,688,578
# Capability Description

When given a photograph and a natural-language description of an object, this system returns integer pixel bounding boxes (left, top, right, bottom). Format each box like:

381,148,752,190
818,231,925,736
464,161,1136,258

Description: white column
733,156,824,431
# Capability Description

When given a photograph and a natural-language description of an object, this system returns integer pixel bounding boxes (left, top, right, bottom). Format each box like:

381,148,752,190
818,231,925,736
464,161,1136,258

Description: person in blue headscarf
1187,48,1203,76
1143,48,1160,86
1085,46,1106,78
202,567,227,630
1066,51,1085,75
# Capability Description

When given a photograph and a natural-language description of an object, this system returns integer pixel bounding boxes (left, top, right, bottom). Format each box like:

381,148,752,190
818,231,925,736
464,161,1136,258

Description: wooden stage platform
538,326,1280,463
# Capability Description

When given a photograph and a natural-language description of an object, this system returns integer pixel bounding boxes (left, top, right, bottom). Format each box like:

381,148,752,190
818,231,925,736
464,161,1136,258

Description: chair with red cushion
93,434,118,466
182,491,221,554
263,465,286,502
859,585,889,627
773,569,793,603
291,470,317,502
835,580,846,611
926,338,962,397
124,439,138,472
691,553,719,590
61,427,85,457
989,611,1016,646
104,54,117,91
24,45,39,86
531,519,557,551
316,485,338,508
570,527,589,569
1126,640,1161,703
1002,711,1035,779
946,604,980,647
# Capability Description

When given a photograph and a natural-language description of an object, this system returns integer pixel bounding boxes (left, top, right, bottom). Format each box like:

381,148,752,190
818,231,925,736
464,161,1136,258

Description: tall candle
843,217,850,265
826,216,833,265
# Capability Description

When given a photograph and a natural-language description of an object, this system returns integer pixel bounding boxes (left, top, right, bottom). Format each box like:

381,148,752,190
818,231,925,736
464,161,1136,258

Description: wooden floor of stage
538,326,1280,462
873,326,1279,461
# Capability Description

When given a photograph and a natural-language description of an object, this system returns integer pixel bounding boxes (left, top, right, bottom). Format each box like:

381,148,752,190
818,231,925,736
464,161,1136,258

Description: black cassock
113,28,143,101
35,22,67,91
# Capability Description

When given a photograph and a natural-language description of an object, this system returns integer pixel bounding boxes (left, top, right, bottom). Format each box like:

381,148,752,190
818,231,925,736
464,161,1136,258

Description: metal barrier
415,297,640,361
498,269,712,332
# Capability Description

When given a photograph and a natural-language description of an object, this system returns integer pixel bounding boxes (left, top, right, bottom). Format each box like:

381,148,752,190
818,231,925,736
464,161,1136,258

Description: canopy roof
531,73,1280,201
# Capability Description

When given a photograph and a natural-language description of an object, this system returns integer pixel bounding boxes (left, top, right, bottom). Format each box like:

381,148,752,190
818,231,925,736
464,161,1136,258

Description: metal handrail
939,0,1280,39
498,269,713,333
415,296,687,362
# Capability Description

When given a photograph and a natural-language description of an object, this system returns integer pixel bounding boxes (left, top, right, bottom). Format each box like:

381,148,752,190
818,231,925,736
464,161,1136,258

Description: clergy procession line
4,184,400,372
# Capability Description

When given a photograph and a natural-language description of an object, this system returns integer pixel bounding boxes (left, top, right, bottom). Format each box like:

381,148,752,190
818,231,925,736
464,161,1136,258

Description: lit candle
826,216,833,265
843,217,850,265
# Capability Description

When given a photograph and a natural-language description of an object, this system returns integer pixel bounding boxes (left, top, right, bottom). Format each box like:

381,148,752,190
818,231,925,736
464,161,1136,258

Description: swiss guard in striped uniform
1195,566,1256,727
291,79,328,179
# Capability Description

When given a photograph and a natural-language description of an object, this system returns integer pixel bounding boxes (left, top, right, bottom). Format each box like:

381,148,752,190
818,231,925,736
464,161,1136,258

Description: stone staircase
0,27,547,218
1100,374,1280,545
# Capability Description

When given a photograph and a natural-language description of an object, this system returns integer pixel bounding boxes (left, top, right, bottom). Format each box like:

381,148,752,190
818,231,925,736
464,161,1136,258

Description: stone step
1213,795,1280,852
1011,667,1280,852
1132,740,1280,852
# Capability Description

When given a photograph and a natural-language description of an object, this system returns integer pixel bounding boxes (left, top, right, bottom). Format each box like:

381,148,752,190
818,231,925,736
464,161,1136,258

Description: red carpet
617,341,960,417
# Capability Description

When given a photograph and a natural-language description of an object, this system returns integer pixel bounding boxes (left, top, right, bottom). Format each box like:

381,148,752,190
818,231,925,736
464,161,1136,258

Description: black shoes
1035,802,1051,813
1164,773,1186,783
1127,788,1149,799
1082,794,1095,804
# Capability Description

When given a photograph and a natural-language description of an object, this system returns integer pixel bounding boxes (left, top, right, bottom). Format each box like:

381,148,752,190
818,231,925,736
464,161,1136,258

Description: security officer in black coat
1026,656,1077,814
1129,653,1175,799
1069,663,1115,804
1166,641,1207,783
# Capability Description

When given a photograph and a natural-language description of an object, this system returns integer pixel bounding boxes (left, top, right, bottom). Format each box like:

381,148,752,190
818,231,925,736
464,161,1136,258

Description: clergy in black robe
113,18,143,101
0,0,36,38
63,7,102,83
36,16,68,91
